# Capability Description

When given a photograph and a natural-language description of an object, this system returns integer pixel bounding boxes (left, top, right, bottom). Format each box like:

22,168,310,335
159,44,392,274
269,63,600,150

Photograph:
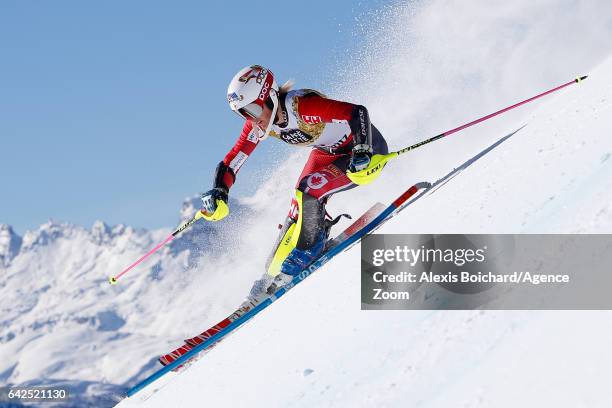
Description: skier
201,65,388,302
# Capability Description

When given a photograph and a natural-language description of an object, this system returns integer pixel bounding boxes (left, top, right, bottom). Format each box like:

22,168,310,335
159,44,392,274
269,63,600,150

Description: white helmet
227,65,279,140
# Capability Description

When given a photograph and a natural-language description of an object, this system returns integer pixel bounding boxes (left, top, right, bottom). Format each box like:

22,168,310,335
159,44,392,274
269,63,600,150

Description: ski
127,181,431,397
158,303,253,367
158,201,388,366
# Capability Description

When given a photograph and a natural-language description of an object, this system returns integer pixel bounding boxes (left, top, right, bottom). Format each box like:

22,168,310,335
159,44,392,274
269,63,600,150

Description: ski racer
200,65,388,302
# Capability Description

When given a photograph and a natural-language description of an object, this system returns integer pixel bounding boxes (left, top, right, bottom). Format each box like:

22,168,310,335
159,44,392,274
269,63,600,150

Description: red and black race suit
212,89,387,200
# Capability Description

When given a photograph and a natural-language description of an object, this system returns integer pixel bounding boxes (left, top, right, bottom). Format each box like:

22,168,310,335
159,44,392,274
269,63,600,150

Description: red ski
158,202,388,369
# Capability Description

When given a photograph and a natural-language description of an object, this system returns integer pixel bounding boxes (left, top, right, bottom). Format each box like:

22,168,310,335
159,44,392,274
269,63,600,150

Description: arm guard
212,161,235,193
349,105,372,147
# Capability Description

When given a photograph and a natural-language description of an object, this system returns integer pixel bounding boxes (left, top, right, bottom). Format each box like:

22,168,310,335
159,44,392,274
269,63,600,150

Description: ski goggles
236,102,263,120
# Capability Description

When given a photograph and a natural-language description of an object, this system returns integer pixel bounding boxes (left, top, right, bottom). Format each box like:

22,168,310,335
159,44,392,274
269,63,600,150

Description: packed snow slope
1,1,612,407
116,53,612,408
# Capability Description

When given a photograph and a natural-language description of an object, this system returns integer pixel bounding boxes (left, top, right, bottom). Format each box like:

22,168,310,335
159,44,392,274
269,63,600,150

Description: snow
115,53,612,408
2,0,612,407
0,224,21,267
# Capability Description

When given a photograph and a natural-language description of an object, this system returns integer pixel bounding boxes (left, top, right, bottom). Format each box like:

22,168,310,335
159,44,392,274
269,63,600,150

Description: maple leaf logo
307,173,328,190
310,175,323,185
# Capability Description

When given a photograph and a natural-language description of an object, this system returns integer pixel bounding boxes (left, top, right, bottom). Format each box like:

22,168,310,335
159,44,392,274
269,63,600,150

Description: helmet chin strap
257,88,279,141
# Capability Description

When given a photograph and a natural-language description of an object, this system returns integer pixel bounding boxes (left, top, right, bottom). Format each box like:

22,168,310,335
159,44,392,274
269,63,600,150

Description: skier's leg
275,190,328,276
248,125,390,300
272,126,388,277
264,149,355,281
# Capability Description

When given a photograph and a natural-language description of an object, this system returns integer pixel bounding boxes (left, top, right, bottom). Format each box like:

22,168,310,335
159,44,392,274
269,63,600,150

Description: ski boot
265,212,350,294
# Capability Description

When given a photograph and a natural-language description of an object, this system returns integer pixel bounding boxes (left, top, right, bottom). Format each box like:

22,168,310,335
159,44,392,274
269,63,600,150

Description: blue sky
0,0,390,234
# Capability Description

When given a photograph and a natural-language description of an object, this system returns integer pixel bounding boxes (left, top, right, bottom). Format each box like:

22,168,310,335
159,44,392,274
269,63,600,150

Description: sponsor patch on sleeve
229,151,248,172
246,129,259,144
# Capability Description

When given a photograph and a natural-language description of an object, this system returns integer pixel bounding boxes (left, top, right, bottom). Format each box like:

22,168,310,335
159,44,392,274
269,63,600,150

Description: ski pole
109,210,207,284
349,75,588,185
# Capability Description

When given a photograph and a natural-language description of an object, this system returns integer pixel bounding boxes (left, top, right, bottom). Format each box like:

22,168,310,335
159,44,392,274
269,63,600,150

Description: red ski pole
109,210,206,284
348,75,588,185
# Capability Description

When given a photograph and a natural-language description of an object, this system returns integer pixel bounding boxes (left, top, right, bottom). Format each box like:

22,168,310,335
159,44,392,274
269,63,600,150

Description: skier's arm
210,120,259,191
296,94,373,148
202,121,259,221
298,94,374,172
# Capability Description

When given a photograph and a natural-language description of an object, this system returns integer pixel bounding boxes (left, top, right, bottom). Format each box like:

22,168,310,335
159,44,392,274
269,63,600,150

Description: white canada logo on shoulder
307,173,329,189
301,115,322,124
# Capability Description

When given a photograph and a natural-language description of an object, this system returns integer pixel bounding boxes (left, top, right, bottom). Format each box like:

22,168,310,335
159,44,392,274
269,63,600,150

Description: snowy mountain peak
92,220,111,234
20,219,74,251
179,195,202,224
89,221,141,245
91,220,116,245
0,224,22,266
